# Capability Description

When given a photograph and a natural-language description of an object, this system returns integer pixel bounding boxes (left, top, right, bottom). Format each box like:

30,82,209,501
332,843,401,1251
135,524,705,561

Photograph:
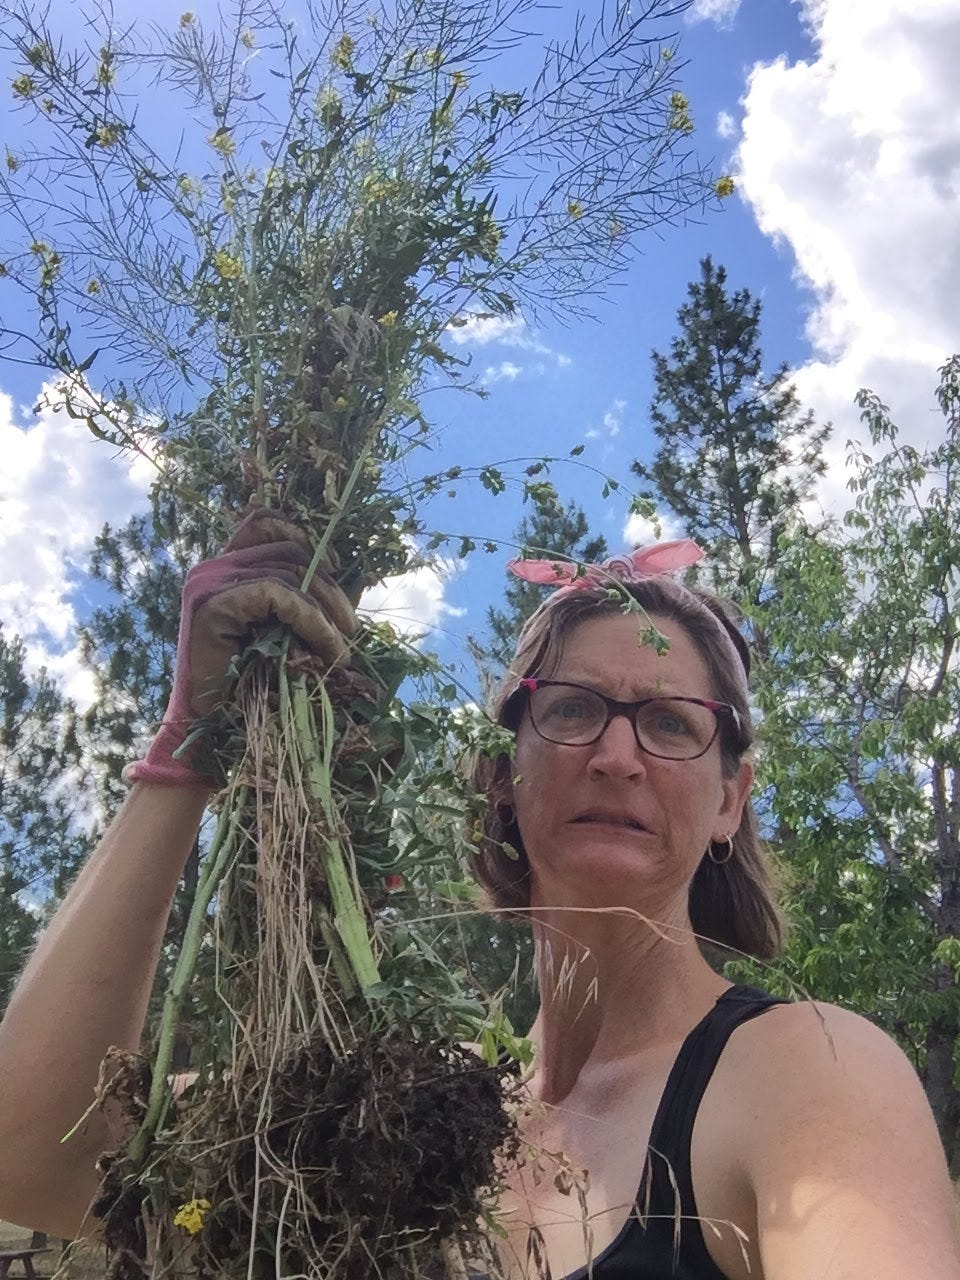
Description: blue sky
2,0,958,704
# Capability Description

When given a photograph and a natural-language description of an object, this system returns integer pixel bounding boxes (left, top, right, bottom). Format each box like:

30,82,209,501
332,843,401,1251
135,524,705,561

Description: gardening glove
123,509,358,790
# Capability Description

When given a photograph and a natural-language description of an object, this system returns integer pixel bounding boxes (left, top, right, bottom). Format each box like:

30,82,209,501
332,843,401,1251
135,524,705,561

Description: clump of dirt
91,1154,147,1280
89,1048,152,1280
199,1028,519,1278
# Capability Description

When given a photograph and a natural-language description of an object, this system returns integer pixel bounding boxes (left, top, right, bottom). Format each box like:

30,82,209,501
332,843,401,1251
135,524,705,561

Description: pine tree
0,629,91,1009
633,256,830,603
482,502,608,675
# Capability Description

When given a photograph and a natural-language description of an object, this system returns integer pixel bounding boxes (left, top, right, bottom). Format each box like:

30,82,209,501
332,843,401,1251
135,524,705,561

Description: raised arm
0,783,207,1237
0,510,357,1237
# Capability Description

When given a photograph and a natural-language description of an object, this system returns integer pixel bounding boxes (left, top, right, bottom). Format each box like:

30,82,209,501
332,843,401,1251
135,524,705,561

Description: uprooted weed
199,1032,518,1276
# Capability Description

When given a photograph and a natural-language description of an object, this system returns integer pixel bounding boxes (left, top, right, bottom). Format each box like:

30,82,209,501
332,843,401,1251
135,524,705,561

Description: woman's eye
647,706,693,735
553,698,589,719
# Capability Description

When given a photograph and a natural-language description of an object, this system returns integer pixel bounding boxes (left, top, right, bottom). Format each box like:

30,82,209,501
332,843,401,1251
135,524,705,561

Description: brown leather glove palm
124,510,357,789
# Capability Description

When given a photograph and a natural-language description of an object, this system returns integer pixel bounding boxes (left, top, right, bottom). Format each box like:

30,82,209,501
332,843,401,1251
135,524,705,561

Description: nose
586,710,647,779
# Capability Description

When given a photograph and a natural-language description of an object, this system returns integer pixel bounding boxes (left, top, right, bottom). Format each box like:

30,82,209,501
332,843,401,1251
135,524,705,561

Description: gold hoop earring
708,834,735,865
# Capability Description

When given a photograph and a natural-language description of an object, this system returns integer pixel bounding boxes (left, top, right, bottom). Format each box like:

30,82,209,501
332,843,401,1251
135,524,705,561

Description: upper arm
745,1002,960,1280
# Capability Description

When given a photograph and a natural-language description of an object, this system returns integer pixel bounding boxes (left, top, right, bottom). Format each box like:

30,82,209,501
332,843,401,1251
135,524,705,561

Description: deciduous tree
736,358,960,1171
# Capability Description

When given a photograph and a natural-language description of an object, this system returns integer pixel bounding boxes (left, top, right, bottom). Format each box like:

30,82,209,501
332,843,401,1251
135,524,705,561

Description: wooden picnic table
0,1247,50,1279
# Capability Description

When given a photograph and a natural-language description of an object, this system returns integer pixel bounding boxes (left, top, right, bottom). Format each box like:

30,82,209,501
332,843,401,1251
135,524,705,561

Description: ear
714,758,753,843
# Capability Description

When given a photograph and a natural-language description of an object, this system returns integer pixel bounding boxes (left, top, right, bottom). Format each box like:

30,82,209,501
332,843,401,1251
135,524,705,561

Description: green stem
300,436,377,591
129,796,245,1166
289,673,381,995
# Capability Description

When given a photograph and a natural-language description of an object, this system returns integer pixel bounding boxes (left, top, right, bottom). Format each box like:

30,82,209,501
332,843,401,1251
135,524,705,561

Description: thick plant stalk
126,453,381,1168
289,673,381,994
129,796,245,1165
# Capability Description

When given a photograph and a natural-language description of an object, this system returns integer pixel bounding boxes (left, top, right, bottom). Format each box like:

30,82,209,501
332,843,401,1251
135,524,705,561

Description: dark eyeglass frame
517,677,741,761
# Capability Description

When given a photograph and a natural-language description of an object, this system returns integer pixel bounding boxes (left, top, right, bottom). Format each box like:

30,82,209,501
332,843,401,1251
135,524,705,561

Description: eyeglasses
517,678,740,761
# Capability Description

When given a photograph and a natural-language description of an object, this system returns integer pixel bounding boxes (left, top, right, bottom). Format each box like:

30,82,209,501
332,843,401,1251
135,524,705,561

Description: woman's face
510,611,752,912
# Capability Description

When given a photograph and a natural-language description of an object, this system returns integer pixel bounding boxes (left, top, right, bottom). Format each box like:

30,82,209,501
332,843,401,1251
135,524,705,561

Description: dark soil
200,1028,517,1278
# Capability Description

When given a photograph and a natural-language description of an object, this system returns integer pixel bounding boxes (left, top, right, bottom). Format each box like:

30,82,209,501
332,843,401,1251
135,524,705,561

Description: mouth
572,814,648,833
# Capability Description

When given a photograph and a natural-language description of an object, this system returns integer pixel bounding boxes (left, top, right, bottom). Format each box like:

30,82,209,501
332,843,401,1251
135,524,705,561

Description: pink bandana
507,539,749,693
507,539,704,592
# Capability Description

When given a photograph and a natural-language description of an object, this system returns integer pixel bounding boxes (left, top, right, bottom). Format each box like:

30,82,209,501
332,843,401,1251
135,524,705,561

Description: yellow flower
208,129,236,158
668,90,693,134
423,48,443,69
213,250,242,279
378,310,398,328
451,69,468,90
41,98,54,114
179,12,194,26
714,175,736,199
567,199,584,220
86,278,101,294
173,1198,211,1236
95,49,116,87
11,74,38,99
26,43,51,69
29,240,49,255
477,215,503,257
39,250,61,283
95,123,122,147
315,84,342,121
331,33,355,70
177,175,201,197
608,217,625,238
335,395,348,408
240,29,255,50
5,151,18,172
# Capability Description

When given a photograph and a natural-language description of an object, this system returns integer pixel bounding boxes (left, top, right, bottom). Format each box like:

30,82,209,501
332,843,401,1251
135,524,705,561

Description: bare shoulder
733,995,913,1072
715,998,960,1279
724,997,938,1143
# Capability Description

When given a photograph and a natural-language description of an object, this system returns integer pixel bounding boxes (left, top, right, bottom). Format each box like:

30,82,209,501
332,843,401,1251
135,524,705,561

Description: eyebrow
555,673,671,699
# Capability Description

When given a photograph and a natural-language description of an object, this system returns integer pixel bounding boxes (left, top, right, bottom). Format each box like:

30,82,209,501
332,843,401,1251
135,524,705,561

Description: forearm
0,782,207,1237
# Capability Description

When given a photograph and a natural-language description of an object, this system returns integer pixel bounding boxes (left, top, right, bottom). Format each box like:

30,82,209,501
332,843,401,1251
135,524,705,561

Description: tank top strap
637,984,789,1273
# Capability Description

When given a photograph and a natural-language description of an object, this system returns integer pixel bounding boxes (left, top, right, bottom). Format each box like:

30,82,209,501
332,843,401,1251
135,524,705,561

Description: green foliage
633,256,831,602
0,628,91,1010
731,357,960,1169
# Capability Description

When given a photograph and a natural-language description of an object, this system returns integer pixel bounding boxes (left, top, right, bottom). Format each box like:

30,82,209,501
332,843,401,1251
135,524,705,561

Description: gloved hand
124,509,358,790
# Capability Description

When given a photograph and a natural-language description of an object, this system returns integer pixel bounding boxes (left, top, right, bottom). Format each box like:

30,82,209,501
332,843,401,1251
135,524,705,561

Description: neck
526,899,728,1104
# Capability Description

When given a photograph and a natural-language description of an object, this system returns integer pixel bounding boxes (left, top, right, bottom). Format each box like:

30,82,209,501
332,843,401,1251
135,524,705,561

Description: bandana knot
507,539,704,591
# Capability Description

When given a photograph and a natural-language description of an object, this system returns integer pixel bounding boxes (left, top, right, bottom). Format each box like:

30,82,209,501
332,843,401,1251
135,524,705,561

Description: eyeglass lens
529,684,718,758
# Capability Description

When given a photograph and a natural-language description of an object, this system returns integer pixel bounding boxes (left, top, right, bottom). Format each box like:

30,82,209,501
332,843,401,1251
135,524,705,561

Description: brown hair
468,578,784,960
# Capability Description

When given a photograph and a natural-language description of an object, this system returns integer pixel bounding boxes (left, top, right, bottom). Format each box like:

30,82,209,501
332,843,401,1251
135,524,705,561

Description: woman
0,519,957,1279
466,544,960,1280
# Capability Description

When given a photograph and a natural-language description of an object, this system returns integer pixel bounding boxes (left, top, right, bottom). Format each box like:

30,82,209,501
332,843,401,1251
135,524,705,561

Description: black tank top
560,984,789,1280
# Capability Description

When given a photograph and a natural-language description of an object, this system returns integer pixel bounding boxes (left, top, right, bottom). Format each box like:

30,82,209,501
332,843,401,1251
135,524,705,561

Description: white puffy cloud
446,314,526,347
482,360,523,385
736,0,959,512
0,381,154,705
687,0,743,27
359,554,465,644
446,312,570,371
585,398,627,443
716,110,737,139
603,399,626,438
622,509,685,547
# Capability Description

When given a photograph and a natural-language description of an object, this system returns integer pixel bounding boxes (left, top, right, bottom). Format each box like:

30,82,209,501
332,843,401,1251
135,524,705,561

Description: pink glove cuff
122,722,217,791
